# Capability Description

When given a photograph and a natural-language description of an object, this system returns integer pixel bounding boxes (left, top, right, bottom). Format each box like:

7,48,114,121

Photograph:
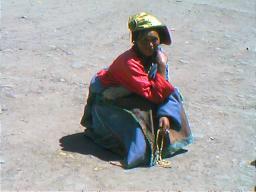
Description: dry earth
1,0,256,191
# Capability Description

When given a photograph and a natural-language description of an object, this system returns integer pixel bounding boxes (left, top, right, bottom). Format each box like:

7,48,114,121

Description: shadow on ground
59,131,188,163
59,132,121,162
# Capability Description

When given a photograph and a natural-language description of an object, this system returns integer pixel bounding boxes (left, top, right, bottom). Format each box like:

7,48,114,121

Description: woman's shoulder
112,47,141,67
117,48,137,59
107,47,143,74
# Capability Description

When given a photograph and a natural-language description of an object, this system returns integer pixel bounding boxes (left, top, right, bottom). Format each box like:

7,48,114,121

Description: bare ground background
1,0,256,191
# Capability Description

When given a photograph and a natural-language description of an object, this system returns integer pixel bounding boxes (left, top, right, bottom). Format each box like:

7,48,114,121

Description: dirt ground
1,0,255,191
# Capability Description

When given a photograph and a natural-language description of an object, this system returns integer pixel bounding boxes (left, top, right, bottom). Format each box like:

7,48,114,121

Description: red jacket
97,47,174,104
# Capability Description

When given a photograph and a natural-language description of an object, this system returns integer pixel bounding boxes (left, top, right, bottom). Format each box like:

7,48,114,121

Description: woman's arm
109,57,174,104
155,49,168,78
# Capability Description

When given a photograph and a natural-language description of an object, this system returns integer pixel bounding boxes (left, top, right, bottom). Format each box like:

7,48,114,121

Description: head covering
128,12,171,45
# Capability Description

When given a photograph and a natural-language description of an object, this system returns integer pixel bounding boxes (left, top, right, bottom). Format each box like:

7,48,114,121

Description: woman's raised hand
159,116,170,132
156,50,168,77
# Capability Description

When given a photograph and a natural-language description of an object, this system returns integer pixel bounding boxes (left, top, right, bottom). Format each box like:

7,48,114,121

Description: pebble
2,49,14,53
57,47,73,55
20,119,29,123
0,105,8,113
178,59,189,64
93,167,100,171
59,151,67,156
20,16,28,19
0,158,5,164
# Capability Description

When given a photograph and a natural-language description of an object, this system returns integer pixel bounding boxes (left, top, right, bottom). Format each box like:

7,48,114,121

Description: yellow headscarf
128,12,171,45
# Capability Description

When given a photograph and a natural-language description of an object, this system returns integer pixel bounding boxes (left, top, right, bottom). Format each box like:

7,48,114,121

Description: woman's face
136,30,160,56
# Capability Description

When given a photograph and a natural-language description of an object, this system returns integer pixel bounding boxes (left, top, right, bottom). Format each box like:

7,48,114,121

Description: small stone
93,167,99,171
0,105,8,113
20,16,28,19
59,78,65,82
178,59,189,64
0,158,5,164
3,49,14,53
59,151,67,156
20,119,28,123
109,161,122,167
56,47,73,55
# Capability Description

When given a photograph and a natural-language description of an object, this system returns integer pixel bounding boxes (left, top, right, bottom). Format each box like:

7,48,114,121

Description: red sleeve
109,57,174,104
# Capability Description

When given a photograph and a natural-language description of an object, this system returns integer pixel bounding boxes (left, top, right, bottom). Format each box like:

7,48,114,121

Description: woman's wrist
157,63,166,77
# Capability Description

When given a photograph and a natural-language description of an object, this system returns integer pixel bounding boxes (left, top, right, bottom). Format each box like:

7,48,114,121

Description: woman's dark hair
132,31,140,42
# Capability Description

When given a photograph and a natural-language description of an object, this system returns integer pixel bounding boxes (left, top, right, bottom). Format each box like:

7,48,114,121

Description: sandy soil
1,0,256,191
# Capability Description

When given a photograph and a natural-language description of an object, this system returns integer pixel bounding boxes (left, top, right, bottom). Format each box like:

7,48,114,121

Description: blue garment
81,76,193,168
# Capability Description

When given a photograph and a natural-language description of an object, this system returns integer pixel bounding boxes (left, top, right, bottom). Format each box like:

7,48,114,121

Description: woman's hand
156,49,168,66
159,116,170,132
156,50,168,77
